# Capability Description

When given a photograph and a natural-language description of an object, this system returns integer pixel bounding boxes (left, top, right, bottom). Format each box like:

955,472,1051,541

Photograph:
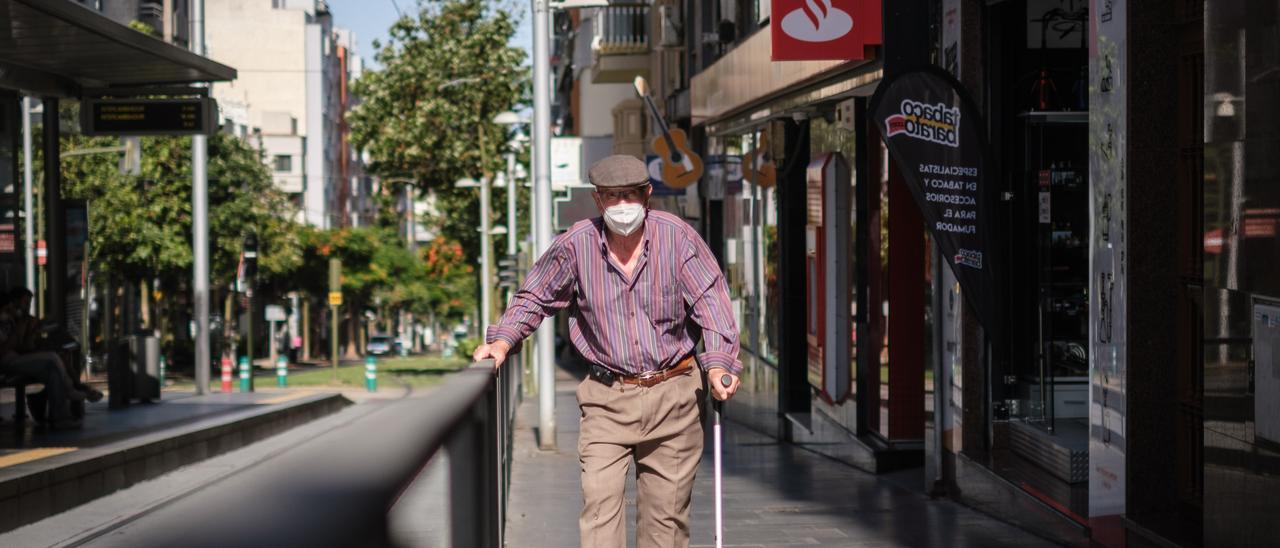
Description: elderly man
473,155,741,548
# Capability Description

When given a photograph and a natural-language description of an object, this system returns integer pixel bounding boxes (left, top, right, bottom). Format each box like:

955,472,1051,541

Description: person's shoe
67,389,87,403
84,388,104,403
25,392,48,423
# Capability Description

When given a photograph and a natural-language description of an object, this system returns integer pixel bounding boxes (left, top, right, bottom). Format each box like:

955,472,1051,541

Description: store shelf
1019,110,1089,124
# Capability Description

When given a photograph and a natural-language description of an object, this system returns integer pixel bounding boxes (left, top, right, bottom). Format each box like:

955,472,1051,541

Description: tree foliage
349,0,527,319
349,0,526,191
59,131,300,288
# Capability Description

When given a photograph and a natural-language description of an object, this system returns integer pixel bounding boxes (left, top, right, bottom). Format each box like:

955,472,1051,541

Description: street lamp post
455,176,506,337
532,0,555,451
451,107,521,336
384,177,419,353
532,0,610,450
505,152,517,257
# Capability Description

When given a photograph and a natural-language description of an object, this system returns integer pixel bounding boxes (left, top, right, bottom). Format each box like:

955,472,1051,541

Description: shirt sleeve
678,231,742,375
485,236,576,354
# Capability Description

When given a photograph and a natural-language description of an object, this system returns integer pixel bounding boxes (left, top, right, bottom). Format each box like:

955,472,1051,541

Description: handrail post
486,369,500,546
449,365,506,547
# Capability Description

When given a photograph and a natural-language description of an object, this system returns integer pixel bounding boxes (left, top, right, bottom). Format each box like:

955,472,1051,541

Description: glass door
1021,112,1090,432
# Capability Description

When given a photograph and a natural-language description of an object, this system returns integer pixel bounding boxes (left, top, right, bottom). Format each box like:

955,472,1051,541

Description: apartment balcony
590,3,650,84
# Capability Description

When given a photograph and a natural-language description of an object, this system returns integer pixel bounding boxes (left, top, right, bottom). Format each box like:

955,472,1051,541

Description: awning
0,0,236,97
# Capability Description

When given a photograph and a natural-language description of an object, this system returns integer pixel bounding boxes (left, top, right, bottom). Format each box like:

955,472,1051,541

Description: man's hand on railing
472,339,511,369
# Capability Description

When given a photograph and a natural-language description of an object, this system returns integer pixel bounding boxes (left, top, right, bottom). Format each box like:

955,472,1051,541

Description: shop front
921,0,1113,542
923,1,1275,547
692,18,930,472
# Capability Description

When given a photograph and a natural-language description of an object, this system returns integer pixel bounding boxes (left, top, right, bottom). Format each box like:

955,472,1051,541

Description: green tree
56,128,301,363
296,224,464,356
348,0,527,259
60,132,300,287
349,0,524,188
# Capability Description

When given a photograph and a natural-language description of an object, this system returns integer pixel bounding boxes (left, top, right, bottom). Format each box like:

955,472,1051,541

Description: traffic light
240,232,258,295
497,255,518,289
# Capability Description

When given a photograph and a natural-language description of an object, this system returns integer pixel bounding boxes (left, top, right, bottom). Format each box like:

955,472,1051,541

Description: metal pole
246,293,254,391
21,97,34,305
506,152,517,257
405,182,417,255
43,97,65,331
404,181,417,353
480,175,493,332
269,319,277,366
302,297,311,361
476,118,494,335
191,0,210,394
331,303,339,378
532,0,556,450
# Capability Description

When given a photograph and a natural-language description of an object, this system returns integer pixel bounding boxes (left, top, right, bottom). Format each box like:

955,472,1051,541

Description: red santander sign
771,0,882,61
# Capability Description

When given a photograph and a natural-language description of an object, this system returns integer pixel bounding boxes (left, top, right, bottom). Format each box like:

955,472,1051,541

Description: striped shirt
486,210,741,376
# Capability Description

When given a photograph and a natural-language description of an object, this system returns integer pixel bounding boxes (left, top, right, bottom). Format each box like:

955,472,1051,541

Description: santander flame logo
780,0,854,43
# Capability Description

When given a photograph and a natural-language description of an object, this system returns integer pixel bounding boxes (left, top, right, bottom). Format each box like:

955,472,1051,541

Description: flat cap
588,155,649,188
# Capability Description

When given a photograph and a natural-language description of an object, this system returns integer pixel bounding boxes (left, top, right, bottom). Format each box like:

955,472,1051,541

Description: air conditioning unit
660,5,682,48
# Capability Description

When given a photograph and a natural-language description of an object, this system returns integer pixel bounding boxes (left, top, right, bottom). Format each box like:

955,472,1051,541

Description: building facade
205,0,363,228
607,1,1279,547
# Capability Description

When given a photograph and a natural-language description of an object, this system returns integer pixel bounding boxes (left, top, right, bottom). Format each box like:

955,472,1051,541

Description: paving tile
504,365,1057,548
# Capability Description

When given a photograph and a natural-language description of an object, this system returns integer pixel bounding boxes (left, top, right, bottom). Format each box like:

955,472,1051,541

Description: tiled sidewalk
504,364,1058,548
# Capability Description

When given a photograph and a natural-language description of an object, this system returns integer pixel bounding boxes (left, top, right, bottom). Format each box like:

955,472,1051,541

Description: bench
0,373,28,421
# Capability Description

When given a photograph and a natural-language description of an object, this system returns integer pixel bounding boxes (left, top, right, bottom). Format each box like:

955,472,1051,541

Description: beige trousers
577,368,706,548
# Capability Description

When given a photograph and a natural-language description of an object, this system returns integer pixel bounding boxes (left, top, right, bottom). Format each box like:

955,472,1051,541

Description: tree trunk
302,296,311,361
139,279,151,331
344,298,360,359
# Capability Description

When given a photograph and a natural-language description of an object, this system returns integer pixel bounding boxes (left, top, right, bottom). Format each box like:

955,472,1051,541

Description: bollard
277,355,288,388
365,355,377,392
239,356,252,393
221,354,234,393
159,354,166,390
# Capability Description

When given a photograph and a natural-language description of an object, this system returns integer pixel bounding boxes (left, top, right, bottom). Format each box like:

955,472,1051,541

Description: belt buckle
636,369,662,387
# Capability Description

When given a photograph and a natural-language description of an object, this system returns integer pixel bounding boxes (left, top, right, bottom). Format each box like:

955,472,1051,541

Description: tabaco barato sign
870,67,1003,341
771,0,881,61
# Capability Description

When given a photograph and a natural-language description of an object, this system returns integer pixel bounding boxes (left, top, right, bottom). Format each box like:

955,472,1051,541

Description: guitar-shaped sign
634,76,703,189
745,131,777,188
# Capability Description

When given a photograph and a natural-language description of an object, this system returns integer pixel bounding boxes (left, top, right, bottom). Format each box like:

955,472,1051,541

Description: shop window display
1203,1,1280,542
981,0,1091,522
807,118,860,429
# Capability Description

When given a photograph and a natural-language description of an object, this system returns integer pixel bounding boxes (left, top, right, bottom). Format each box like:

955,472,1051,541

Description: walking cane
713,374,730,548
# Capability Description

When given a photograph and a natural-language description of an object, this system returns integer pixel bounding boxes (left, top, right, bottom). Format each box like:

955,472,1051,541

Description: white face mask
602,203,646,236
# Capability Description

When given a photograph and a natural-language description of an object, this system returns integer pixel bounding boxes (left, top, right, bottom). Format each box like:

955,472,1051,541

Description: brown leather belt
595,355,696,388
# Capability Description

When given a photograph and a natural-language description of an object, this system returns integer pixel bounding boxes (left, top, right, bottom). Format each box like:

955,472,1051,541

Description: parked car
367,335,394,356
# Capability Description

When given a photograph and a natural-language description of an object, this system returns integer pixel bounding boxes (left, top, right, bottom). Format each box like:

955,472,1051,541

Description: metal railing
137,358,520,548
592,3,650,55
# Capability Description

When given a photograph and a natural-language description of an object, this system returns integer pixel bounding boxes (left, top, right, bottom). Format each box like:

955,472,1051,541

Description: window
273,155,293,173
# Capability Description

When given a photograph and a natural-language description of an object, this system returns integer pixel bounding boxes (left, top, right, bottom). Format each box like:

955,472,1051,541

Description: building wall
304,20,327,227
206,0,358,229
263,134,304,194
206,0,310,135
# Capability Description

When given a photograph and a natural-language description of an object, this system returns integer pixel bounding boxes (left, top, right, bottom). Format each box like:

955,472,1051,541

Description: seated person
5,288,102,404
0,294,86,428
